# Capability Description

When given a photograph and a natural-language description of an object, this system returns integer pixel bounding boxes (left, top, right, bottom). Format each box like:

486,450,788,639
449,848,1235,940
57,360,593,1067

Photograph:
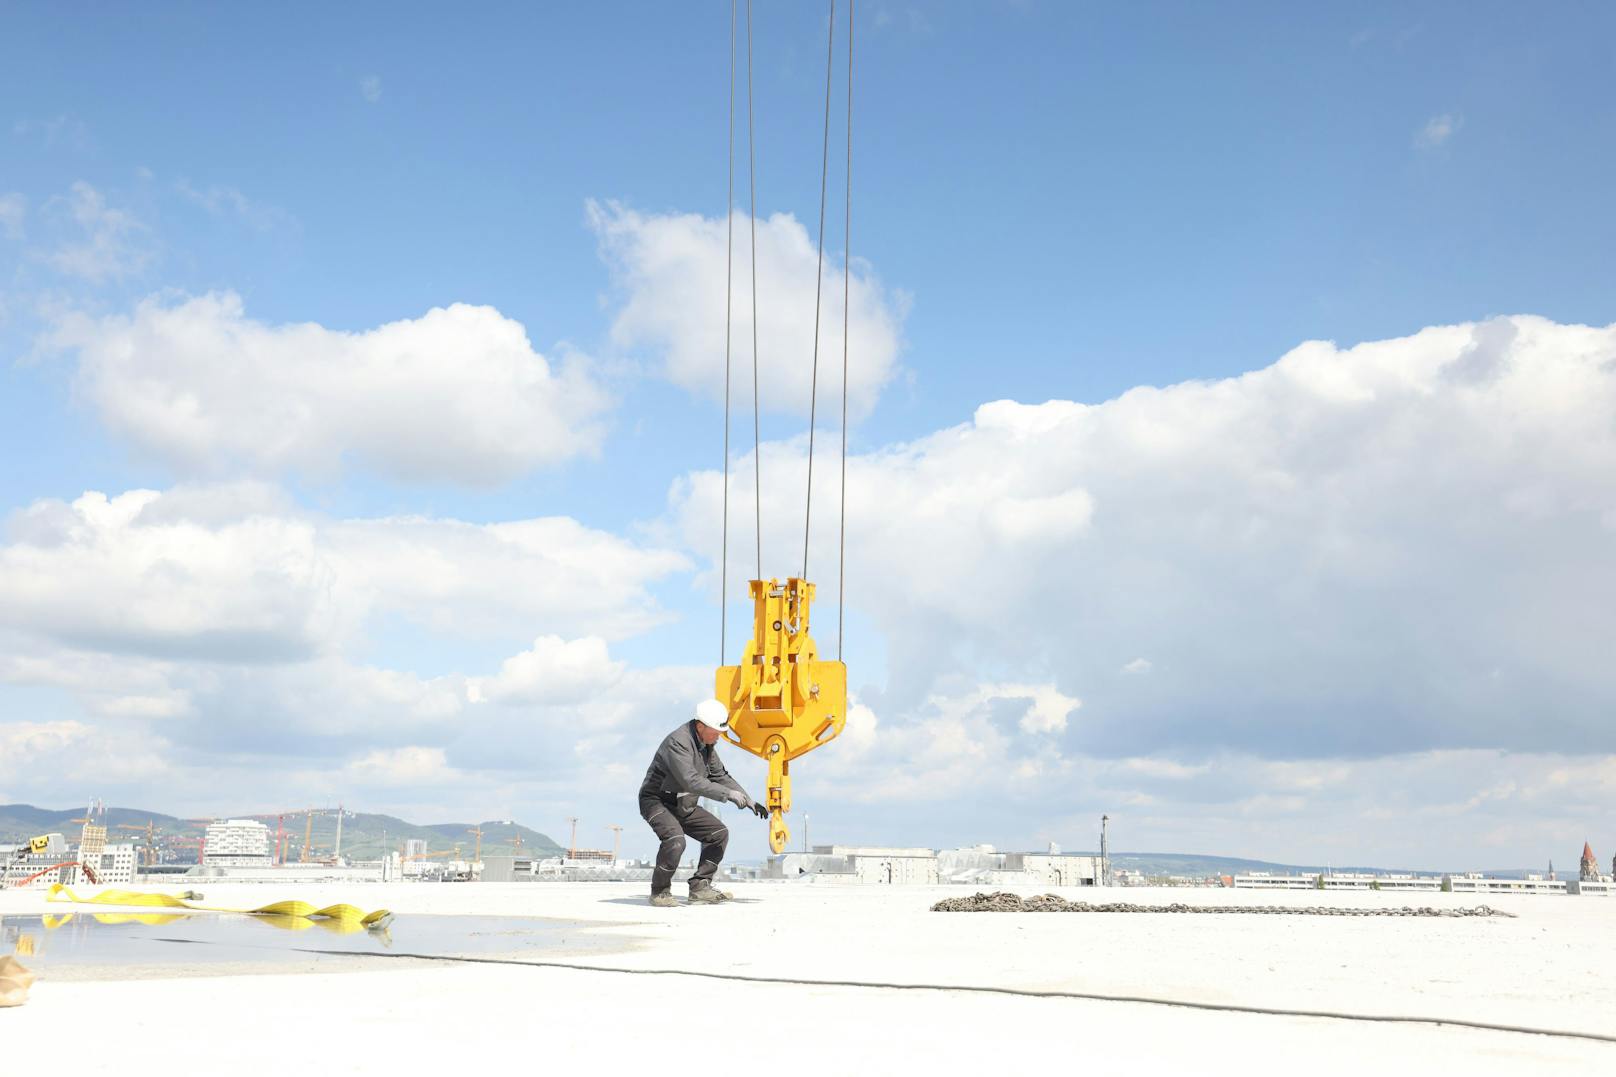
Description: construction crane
114,821,161,865
182,819,215,864
566,817,579,859
709,0,857,854
466,825,483,864
241,809,332,865
606,825,623,862
168,836,205,865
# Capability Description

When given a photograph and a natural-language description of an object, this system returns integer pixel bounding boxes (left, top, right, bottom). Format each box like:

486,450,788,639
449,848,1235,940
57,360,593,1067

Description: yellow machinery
716,578,846,853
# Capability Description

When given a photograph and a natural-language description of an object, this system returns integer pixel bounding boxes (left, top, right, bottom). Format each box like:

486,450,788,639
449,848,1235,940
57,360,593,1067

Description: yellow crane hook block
716,577,846,854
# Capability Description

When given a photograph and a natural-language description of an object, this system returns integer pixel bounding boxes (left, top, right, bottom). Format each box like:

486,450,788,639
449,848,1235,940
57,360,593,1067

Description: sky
2,1,1614,871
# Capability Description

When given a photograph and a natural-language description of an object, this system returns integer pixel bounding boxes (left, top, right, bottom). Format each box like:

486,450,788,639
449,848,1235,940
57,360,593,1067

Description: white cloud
43,181,151,281
0,488,335,663
804,682,1078,803
468,636,625,705
671,315,1616,762
791,682,1616,866
0,192,24,239
360,75,383,103
346,746,452,787
589,201,906,420
1416,112,1462,149
0,484,687,672
1120,658,1152,675
51,292,610,485
0,720,170,801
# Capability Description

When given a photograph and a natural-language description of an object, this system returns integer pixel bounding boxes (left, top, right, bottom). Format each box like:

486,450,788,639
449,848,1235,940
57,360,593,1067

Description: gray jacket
639,721,750,814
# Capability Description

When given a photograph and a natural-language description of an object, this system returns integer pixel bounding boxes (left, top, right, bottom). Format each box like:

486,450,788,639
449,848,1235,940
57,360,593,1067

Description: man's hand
727,789,751,809
750,802,768,820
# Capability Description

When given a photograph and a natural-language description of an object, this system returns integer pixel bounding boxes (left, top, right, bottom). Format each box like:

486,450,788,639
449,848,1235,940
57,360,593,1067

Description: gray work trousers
639,795,728,894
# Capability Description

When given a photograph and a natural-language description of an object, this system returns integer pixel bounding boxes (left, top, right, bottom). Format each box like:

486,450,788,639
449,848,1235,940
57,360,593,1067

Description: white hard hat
694,698,730,731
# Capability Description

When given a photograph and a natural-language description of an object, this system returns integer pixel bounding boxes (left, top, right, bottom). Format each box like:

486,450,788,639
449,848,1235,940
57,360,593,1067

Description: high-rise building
202,819,272,866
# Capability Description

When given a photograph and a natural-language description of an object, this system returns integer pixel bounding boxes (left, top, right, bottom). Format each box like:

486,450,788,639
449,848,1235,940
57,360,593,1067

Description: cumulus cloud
589,201,906,419
0,484,687,671
43,181,151,281
671,315,1616,762
346,746,453,787
51,292,609,485
0,488,334,663
790,679,1616,866
0,720,171,801
468,636,625,705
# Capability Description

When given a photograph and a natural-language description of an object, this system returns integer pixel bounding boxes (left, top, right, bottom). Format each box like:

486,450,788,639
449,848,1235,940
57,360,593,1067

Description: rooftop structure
765,845,1102,887
1233,871,1614,896
1,834,75,888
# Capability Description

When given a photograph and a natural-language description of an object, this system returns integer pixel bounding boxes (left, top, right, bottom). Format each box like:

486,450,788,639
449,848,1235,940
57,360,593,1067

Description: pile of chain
930,891,1513,917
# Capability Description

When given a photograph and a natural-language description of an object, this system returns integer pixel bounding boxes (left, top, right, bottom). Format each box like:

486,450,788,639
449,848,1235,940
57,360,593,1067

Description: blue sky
3,3,1615,868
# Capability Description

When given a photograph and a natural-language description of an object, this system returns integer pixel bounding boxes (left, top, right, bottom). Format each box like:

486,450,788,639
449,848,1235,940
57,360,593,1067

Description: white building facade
768,846,941,885
202,819,273,866
83,843,138,884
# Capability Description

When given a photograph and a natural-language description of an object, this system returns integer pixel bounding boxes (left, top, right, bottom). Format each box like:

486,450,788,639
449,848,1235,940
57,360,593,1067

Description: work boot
688,885,733,904
648,891,679,908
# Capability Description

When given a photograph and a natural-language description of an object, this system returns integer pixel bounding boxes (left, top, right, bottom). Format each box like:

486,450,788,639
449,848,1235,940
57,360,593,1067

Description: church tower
1579,842,1599,882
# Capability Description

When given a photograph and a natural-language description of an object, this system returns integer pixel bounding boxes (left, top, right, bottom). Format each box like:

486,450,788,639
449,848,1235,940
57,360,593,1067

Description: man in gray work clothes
638,698,766,907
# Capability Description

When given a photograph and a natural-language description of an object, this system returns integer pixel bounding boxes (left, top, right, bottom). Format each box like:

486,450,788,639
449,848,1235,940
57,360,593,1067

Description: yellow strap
46,883,392,928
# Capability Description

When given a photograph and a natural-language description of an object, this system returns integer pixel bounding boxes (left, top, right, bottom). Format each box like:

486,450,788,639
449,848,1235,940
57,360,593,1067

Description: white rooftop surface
4,881,1612,1073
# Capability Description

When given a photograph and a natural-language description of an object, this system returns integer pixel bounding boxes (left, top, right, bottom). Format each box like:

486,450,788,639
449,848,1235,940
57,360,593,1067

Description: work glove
750,802,769,820
726,789,751,809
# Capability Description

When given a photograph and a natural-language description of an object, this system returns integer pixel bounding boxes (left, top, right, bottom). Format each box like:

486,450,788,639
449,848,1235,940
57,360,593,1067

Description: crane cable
801,0,854,662
746,0,763,583
720,0,735,662
837,0,853,661
723,0,856,661
721,0,766,657
800,0,837,582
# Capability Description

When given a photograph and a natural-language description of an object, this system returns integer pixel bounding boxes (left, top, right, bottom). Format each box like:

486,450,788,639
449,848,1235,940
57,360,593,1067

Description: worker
638,698,767,907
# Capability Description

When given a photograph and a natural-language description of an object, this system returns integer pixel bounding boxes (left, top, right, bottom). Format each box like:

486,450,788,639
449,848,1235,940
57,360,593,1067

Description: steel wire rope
800,0,837,581
745,0,762,580
248,945,1616,1047
837,0,853,660
720,0,736,662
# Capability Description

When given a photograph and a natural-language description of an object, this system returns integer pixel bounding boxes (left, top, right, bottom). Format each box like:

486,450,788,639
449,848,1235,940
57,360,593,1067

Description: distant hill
0,803,184,837
0,804,564,862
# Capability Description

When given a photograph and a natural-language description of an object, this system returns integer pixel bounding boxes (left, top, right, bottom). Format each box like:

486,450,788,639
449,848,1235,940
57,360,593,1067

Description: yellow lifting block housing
716,577,846,854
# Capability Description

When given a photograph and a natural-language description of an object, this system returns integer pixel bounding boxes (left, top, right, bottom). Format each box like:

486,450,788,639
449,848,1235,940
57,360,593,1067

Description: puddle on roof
1,911,609,972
